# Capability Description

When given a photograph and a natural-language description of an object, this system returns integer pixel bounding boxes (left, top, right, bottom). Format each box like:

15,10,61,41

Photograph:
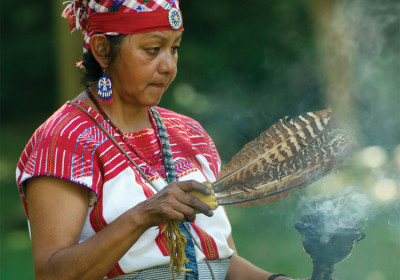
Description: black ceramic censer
295,211,365,280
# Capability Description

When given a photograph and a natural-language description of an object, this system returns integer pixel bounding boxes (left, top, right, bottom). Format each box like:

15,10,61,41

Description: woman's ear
89,34,111,69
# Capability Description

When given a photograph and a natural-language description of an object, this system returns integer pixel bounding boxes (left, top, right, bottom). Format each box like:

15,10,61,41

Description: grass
1,122,36,279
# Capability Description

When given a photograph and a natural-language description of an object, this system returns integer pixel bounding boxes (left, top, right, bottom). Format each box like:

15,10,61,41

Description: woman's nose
158,51,177,74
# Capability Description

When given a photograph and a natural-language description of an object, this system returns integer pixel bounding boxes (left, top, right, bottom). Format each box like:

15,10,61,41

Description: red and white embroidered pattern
16,101,233,277
62,0,183,53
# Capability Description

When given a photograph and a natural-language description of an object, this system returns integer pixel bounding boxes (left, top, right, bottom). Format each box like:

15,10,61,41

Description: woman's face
108,30,182,107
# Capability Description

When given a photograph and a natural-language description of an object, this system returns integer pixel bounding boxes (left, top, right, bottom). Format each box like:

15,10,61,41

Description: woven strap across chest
67,101,205,279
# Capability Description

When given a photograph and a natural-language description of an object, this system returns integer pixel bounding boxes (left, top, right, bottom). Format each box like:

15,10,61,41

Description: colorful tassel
62,0,88,32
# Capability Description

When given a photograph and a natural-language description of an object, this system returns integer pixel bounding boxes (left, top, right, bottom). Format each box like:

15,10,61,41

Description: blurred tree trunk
53,1,83,105
307,0,361,140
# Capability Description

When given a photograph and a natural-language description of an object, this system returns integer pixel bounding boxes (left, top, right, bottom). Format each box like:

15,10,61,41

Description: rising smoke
340,0,400,149
302,0,400,244
297,187,372,243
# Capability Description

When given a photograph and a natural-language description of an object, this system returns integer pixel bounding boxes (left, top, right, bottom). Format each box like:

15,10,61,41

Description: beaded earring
97,69,113,104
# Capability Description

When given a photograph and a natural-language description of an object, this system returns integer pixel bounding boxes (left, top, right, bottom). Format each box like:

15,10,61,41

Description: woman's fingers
169,180,214,217
158,202,192,222
173,180,212,195
138,180,214,227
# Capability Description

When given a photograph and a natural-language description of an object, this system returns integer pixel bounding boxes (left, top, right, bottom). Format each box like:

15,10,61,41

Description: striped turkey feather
213,109,355,207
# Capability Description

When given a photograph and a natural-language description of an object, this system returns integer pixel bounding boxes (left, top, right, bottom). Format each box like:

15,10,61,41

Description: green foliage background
1,0,399,279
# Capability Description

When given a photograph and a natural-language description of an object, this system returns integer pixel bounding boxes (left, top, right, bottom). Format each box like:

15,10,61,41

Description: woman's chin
141,95,163,108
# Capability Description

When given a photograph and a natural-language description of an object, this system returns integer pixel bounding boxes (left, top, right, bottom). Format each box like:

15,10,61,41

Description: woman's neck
105,102,152,133
78,87,153,134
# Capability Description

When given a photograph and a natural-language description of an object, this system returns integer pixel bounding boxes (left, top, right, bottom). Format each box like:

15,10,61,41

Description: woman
16,1,297,279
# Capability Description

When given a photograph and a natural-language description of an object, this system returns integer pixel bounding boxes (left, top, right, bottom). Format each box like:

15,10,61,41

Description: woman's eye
147,47,160,55
172,46,180,54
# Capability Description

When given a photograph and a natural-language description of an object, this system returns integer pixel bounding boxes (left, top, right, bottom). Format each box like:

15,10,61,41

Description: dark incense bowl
295,212,365,280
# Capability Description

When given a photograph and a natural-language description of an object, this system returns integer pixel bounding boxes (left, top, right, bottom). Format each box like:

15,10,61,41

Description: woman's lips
150,83,165,88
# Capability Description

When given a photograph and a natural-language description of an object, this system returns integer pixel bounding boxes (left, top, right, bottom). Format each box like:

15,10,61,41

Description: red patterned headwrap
62,0,183,66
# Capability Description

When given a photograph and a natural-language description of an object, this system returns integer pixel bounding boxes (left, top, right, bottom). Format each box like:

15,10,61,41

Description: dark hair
81,34,127,86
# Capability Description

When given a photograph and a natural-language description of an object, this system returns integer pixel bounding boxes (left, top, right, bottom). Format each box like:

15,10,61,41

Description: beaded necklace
85,87,163,165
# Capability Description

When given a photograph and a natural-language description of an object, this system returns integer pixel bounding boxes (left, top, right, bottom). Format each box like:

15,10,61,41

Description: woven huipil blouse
16,101,233,278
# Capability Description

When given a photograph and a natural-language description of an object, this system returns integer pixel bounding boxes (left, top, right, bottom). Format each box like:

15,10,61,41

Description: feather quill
212,109,355,207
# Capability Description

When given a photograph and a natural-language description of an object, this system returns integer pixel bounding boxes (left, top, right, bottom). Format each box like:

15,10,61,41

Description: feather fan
212,109,355,207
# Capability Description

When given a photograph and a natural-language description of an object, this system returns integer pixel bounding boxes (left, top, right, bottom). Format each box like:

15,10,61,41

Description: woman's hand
136,180,214,228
